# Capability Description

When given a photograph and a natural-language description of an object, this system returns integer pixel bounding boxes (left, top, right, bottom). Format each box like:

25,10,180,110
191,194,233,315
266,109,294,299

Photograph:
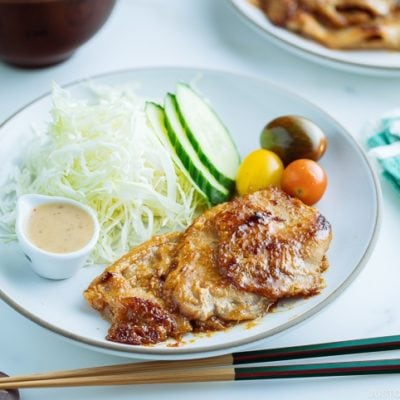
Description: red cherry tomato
281,159,327,205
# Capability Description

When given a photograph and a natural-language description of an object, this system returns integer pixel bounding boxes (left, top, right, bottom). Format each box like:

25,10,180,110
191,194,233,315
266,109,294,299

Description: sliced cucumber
145,102,186,169
145,101,207,202
175,83,240,188
164,94,230,204
145,101,171,149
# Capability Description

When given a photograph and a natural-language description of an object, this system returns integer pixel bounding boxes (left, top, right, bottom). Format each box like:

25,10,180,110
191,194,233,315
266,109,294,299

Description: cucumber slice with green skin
145,101,176,152
175,83,240,188
145,101,208,202
164,94,230,205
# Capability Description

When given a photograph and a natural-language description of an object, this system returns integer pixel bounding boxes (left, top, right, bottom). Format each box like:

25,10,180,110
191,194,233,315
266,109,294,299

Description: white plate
0,67,381,360
229,0,400,76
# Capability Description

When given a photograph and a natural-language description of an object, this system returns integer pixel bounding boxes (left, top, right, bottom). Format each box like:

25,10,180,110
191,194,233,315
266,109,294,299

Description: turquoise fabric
367,116,400,194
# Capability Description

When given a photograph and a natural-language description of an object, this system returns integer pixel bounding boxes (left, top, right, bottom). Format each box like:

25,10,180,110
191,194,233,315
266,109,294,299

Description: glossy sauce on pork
84,188,332,346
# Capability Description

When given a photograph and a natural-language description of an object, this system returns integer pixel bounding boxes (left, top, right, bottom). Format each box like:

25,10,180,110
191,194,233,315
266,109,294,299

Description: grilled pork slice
164,203,273,329
84,232,192,345
215,188,331,300
256,0,400,49
164,188,331,327
300,0,397,27
258,0,396,26
286,8,400,49
84,188,331,345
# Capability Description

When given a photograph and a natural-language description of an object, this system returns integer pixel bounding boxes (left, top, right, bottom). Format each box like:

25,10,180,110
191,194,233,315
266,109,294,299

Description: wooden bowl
0,0,116,68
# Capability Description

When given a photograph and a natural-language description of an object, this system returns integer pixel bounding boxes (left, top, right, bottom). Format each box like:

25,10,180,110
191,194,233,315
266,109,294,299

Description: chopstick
2,359,400,388
0,355,233,384
2,334,400,389
231,333,400,364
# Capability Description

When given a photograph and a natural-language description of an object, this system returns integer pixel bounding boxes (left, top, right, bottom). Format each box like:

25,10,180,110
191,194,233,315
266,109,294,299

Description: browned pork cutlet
286,7,400,49
83,232,192,345
84,188,331,345
255,0,400,49
164,203,273,330
257,0,396,26
300,0,397,27
215,188,331,300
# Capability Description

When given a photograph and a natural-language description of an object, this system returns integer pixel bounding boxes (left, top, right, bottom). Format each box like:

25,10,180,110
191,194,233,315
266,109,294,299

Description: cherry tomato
236,149,284,196
281,159,327,205
260,115,327,166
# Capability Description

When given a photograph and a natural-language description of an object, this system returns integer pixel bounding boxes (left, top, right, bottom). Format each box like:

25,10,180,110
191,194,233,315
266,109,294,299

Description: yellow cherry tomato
236,149,284,196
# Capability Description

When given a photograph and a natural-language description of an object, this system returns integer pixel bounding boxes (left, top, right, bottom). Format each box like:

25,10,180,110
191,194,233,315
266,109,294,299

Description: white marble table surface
1,1,400,399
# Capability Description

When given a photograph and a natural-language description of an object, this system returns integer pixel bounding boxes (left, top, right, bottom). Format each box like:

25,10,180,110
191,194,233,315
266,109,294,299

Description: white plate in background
229,0,400,76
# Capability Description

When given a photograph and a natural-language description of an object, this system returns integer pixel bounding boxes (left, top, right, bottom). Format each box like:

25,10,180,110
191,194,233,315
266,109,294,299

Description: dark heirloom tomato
260,115,327,166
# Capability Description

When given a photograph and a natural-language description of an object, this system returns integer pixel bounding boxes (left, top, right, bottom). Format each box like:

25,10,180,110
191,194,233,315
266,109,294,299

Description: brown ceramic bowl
0,0,116,68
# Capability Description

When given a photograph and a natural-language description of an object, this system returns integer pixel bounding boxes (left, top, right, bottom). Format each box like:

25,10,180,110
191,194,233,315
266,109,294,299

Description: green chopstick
235,358,400,381
232,334,400,364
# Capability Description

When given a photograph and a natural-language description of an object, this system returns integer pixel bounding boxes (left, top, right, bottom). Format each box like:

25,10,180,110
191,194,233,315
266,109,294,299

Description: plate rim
228,0,400,73
0,65,383,358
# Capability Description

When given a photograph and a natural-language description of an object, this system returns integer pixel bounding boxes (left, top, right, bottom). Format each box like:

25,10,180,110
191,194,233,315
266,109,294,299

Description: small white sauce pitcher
16,194,100,280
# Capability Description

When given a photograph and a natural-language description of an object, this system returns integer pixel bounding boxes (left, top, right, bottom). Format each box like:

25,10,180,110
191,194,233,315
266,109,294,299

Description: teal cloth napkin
366,110,400,194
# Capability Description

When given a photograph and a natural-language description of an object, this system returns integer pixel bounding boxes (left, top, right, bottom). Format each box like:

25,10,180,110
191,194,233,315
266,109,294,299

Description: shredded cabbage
0,83,208,264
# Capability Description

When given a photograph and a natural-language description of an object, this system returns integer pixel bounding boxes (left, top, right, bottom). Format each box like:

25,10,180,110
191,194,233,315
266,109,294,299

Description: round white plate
0,67,381,360
229,0,400,76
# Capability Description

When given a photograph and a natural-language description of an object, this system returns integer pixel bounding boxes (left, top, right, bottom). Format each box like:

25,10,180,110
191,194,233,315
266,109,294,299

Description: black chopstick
232,334,400,364
234,358,400,381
